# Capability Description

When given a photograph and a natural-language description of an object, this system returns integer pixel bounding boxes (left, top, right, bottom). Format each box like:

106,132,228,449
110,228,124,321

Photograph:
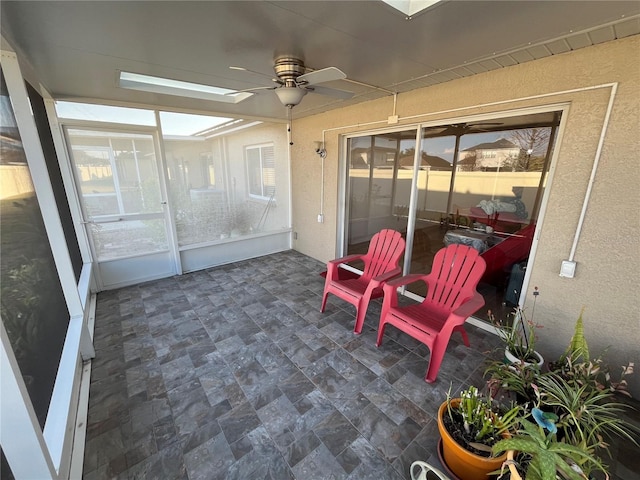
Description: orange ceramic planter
437,399,508,480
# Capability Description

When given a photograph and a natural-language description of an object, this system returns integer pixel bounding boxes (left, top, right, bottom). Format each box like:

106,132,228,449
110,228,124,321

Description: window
246,144,275,199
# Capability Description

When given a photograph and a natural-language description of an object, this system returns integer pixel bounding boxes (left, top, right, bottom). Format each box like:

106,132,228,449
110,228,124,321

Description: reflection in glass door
344,112,560,326
65,128,174,288
347,131,416,247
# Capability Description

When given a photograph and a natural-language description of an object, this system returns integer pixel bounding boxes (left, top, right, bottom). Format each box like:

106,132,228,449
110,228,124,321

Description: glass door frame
337,104,570,331
61,121,179,290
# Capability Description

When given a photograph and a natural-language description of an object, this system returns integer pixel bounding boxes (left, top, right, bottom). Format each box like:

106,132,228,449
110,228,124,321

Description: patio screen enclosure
58,103,290,289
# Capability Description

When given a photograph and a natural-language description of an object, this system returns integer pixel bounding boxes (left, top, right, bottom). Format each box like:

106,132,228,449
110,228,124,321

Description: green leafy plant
493,410,606,480
445,385,521,455
489,305,543,363
485,359,541,406
536,372,639,462
491,309,639,479
550,309,634,398
563,307,589,363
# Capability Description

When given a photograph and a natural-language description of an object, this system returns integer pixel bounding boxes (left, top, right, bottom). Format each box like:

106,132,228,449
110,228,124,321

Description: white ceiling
1,1,639,121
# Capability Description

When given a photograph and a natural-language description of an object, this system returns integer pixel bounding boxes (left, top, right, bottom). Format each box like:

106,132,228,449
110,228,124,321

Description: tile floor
83,250,639,480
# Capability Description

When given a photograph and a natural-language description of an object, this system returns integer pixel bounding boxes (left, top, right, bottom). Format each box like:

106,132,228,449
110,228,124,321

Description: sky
55,101,231,136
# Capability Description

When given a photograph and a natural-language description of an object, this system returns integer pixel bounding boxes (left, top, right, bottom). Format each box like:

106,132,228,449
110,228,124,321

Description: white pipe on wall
567,82,618,262
320,153,325,217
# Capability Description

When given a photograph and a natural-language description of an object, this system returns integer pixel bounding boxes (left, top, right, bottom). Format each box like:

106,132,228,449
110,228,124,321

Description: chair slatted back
361,229,405,282
425,244,486,310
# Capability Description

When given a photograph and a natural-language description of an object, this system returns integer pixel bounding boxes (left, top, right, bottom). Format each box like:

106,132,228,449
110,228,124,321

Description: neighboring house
460,138,521,170
398,152,452,170
349,146,397,168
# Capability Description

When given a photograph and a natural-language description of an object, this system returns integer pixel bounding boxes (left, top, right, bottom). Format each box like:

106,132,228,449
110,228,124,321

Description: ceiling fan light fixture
274,86,307,107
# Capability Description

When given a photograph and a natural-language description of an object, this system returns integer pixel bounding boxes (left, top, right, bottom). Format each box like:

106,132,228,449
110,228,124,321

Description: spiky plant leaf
565,308,589,362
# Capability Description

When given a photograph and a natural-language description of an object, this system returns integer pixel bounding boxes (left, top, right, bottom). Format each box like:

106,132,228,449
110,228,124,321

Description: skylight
118,72,253,104
381,0,442,17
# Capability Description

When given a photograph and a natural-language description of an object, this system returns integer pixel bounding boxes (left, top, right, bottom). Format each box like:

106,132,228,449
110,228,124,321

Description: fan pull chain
287,105,293,146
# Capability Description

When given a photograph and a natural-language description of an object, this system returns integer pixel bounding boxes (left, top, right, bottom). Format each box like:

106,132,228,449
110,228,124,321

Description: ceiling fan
437,122,505,136
230,56,354,108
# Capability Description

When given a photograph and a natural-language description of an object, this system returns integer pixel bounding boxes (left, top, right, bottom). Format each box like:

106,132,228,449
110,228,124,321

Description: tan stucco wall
223,123,290,231
291,35,640,396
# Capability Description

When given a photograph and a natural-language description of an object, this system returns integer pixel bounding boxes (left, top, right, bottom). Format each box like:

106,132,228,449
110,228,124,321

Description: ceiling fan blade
423,126,451,138
297,66,346,86
229,66,277,81
307,85,354,100
225,86,276,95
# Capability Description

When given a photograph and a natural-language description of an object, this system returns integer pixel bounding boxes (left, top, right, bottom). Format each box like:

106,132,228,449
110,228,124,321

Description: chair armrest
383,273,428,290
371,267,402,284
326,254,364,282
327,254,364,267
381,274,429,308
451,291,485,318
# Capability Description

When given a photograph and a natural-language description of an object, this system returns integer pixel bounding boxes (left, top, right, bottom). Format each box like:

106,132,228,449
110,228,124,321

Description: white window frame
245,143,275,200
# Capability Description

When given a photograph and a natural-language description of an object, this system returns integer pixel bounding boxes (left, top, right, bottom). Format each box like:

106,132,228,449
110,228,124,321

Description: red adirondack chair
320,229,405,334
376,244,486,383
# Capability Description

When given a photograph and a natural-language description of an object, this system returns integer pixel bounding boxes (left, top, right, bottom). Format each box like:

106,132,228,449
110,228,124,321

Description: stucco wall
291,36,640,396
223,123,290,231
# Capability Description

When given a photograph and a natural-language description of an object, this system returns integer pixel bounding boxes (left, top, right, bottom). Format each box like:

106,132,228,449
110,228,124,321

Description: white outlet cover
560,260,576,278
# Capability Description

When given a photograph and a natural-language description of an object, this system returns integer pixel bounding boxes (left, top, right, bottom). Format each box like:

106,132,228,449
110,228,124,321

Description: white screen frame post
1,48,94,479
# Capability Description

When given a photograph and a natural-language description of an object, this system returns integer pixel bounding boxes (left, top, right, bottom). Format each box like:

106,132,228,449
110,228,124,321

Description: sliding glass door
344,111,559,324
347,131,416,250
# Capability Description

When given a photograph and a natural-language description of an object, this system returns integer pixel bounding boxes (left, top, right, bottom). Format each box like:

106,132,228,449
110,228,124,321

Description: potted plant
492,408,607,480
549,308,634,398
540,316,638,477
491,309,639,479
489,305,543,367
485,358,540,406
535,371,638,475
437,385,520,480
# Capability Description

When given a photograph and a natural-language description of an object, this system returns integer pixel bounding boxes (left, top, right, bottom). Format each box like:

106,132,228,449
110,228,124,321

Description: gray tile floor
82,250,638,480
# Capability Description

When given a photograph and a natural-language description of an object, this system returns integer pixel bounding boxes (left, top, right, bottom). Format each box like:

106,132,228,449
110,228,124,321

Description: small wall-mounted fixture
314,141,327,158
560,260,576,278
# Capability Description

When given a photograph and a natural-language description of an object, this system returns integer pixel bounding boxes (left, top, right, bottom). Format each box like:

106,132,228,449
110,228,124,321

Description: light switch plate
560,260,576,278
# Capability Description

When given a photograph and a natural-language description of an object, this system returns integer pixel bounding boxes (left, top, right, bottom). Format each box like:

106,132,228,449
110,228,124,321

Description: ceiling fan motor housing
274,56,307,86
270,55,351,107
